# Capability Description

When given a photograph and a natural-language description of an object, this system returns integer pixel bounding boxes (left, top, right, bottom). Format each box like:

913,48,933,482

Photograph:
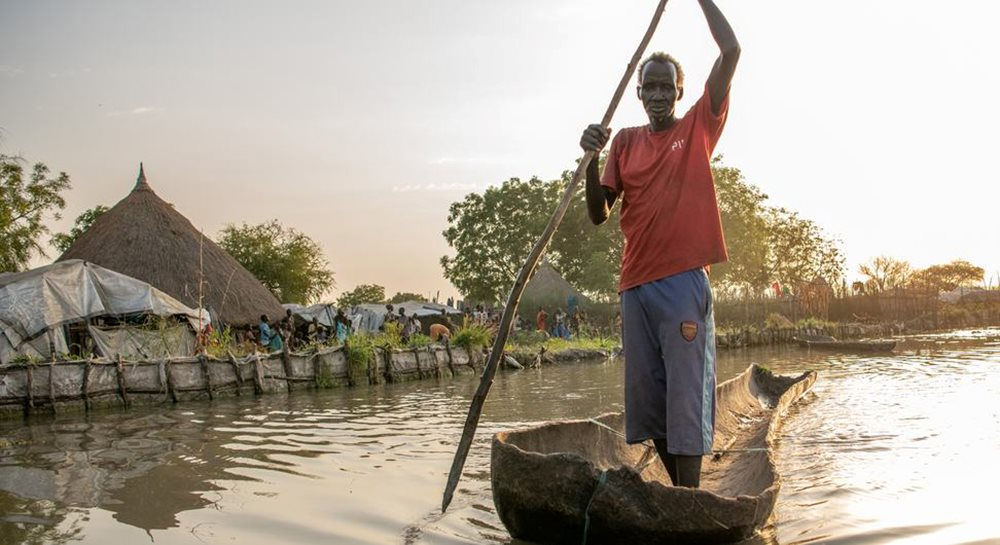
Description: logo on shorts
680,321,698,342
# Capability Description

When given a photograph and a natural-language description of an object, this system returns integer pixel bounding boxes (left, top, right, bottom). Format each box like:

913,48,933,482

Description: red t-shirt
601,86,730,292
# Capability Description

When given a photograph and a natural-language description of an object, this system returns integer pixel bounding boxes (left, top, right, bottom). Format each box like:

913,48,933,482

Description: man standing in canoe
580,0,739,488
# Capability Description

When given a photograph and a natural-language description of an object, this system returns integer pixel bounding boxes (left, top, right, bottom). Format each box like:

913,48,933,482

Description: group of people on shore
243,304,463,354
457,302,595,340
535,307,590,340
245,300,598,355
381,304,457,344
256,308,352,351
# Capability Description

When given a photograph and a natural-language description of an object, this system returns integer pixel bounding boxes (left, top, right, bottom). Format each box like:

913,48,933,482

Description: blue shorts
620,268,716,455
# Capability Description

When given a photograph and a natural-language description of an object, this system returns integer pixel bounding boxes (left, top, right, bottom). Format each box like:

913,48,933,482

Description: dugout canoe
490,365,816,544
794,334,896,353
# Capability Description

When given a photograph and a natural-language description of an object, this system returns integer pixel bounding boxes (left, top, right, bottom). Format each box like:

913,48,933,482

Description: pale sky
2,0,998,301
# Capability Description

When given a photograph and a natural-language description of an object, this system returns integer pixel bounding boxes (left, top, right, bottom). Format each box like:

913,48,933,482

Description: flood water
1,327,999,545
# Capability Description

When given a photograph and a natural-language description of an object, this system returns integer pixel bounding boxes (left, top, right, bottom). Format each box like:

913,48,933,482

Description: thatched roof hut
521,261,589,317
59,165,284,325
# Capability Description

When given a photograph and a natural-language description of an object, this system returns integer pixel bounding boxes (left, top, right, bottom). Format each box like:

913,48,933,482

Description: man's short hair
638,52,684,88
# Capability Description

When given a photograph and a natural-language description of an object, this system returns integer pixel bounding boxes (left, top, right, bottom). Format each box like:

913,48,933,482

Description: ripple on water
771,329,1000,545
0,328,998,544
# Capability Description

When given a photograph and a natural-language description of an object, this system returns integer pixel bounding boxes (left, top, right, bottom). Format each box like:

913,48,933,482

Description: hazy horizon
3,1,998,302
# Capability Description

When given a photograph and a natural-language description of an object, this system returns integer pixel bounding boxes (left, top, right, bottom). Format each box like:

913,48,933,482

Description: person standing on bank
580,0,739,488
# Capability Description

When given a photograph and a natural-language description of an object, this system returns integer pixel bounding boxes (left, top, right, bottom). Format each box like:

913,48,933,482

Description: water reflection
0,328,997,544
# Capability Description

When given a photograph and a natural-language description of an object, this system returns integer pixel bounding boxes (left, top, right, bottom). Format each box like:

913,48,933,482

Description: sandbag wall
0,342,482,420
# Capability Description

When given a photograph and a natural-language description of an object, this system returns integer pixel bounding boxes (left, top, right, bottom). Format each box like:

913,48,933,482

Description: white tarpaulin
283,303,338,328
88,324,196,360
0,260,201,363
349,301,461,333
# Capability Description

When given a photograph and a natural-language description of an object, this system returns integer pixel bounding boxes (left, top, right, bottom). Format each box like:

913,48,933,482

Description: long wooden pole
441,0,671,513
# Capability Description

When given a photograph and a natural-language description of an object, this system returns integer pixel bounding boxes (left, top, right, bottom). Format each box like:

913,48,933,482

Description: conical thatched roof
58,165,284,325
522,261,589,313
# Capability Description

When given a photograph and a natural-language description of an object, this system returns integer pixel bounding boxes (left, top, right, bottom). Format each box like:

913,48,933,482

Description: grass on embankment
503,329,619,353
446,323,619,354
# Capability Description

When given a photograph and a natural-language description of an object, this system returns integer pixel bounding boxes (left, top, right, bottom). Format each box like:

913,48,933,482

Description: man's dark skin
579,0,740,488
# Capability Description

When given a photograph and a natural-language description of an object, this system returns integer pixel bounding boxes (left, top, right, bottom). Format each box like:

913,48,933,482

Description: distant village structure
520,261,590,323
0,259,202,363
58,165,284,325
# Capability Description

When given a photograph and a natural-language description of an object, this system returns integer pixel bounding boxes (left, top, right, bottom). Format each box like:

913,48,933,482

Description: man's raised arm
699,0,740,115
581,124,617,225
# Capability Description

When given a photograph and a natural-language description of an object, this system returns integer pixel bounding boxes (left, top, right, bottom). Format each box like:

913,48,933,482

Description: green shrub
407,334,432,348
509,329,549,346
795,317,835,331
764,313,794,330
11,354,40,364
453,324,492,349
505,330,620,353
345,334,375,383
541,336,618,352
204,326,255,358
372,322,402,349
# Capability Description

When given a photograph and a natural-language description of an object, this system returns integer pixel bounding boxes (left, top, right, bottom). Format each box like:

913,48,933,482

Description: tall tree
441,177,560,303
548,163,624,303
51,205,108,254
440,156,843,302
710,158,771,296
388,292,427,304
0,155,71,272
764,207,845,292
909,260,984,292
217,220,334,304
554,156,788,300
337,284,386,308
858,256,912,293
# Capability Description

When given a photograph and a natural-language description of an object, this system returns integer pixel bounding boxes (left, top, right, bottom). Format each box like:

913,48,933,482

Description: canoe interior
491,365,817,544
499,365,797,497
